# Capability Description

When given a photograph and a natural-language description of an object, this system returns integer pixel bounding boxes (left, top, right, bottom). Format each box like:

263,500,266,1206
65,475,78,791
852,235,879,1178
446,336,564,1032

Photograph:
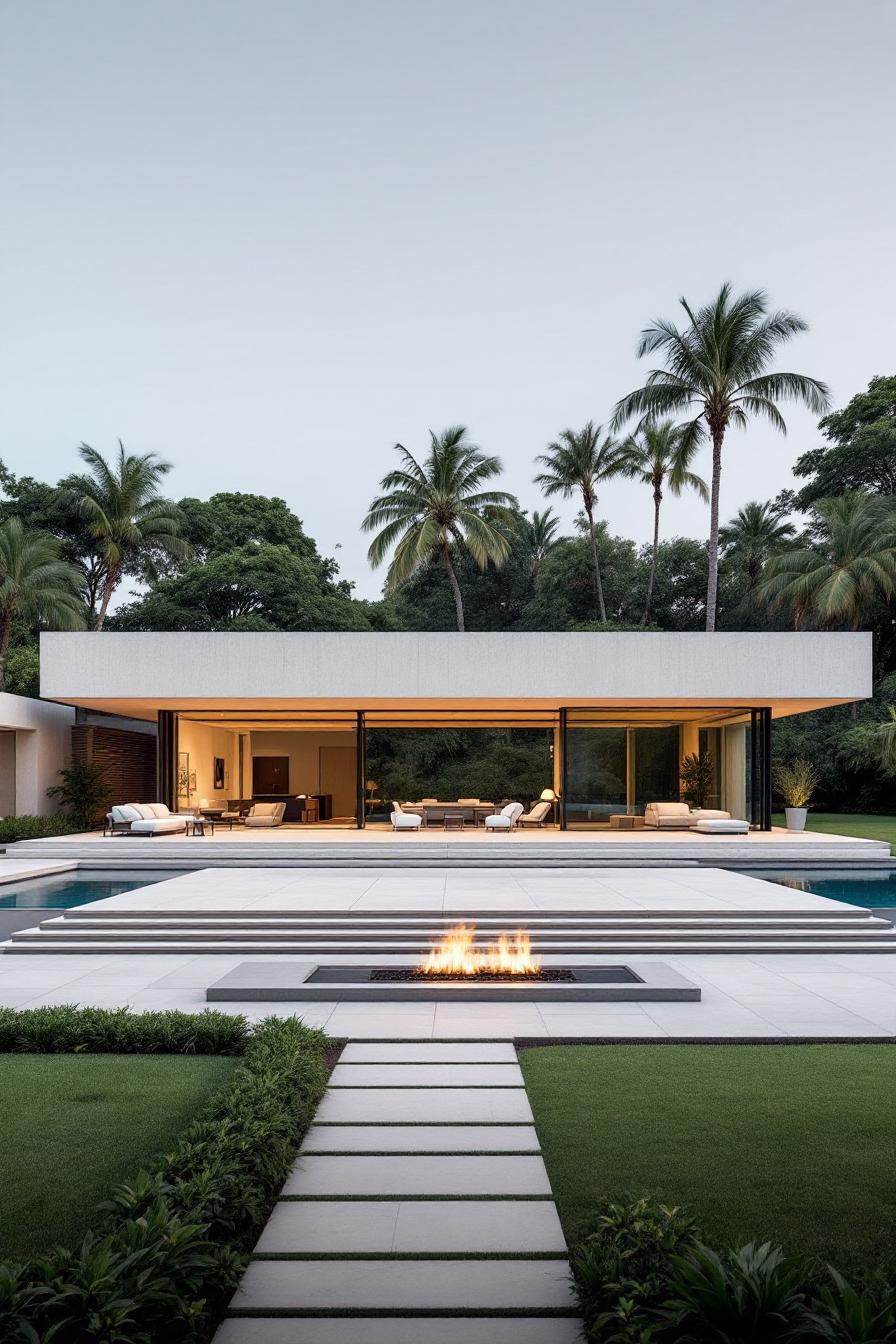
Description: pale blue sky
2,0,893,599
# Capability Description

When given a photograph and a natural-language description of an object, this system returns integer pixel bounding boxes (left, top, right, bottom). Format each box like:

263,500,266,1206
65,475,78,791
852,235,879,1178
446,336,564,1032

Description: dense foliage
1,360,895,812
574,1196,896,1344
0,1009,330,1343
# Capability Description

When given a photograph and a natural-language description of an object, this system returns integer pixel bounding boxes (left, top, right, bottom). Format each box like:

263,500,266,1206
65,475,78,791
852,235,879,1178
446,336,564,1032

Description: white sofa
643,803,732,830
245,801,286,827
391,801,423,831
485,801,525,832
107,803,190,835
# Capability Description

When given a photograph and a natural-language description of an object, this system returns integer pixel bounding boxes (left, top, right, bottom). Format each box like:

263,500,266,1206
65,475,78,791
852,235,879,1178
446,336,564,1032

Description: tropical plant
535,421,623,623
757,493,896,630
615,421,708,624
612,283,830,631
680,752,715,808
74,441,189,630
794,373,896,507
523,508,561,574
572,1197,700,1342
363,426,518,631
839,706,896,781
0,516,85,689
805,1267,896,1342
660,1240,808,1342
46,759,114,828
774,758,818,809
719,502,797,598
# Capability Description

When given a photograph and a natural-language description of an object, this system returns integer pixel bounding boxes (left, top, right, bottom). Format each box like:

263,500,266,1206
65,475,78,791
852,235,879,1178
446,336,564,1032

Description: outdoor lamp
540,787,559,824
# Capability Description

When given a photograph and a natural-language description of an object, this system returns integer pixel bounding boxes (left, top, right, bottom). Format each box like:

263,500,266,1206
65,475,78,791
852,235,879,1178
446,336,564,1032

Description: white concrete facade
0,693,74,816
40,631,872,715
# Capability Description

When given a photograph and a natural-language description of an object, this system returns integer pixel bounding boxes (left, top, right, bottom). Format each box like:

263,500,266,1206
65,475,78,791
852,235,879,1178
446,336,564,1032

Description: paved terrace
5,824,890,866
3,865,896,1037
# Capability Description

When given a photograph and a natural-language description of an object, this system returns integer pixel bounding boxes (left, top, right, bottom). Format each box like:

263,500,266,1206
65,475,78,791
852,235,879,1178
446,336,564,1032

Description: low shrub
0,1004,249,1055
0,813,85,843
0,1010,330,1343
574,1198,896,1344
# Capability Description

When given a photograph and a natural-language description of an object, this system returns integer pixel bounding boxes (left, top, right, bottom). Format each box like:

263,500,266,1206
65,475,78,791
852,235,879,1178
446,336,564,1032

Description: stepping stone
315,1087,534,1124
329,1063,524,1087
229,1258,577,1312
255,1199,567,1253
340,1041,518,1063
301,1123,540,1152
283,1154,553,1196
214,1317,584,1343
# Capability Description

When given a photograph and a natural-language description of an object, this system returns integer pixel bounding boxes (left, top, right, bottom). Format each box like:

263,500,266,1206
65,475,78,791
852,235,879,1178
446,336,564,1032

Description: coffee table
443,814,465,830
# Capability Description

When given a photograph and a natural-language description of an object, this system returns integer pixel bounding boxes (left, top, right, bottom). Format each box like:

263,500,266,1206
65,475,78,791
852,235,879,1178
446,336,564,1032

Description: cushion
691,809,730,821
111,804,140,823
251,802,278,817
693,818,750,833
421,798,438,805
649,802,691,817
147,803,170,818
457,799,480,806
131,817,187,834
132,804,158,820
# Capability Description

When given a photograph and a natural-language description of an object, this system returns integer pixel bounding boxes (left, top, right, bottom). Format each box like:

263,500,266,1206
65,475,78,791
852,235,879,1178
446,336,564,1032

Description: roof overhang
40,631,873,724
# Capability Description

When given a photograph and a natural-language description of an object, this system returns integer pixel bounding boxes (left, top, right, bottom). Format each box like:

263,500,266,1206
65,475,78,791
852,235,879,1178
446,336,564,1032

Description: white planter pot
785,807,808,832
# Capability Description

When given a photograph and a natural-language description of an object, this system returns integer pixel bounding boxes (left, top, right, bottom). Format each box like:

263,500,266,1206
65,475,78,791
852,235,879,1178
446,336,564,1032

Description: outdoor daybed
106,804,190,835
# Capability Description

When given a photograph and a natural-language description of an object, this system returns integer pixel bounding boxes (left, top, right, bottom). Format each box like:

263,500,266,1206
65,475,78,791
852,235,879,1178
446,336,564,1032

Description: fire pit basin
206,961,700,1002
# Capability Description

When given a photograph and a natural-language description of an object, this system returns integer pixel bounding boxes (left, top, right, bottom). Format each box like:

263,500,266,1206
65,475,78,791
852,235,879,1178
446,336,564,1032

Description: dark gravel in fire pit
371,967,577,982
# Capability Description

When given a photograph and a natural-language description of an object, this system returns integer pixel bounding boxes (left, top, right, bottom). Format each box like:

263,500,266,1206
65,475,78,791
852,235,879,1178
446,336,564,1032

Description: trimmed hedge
0,814,86,843
0,1005,249,1055
0,1008,330,1343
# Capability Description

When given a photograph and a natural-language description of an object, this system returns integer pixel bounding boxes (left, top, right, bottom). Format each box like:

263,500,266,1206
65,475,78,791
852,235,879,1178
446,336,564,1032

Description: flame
419,923,541,976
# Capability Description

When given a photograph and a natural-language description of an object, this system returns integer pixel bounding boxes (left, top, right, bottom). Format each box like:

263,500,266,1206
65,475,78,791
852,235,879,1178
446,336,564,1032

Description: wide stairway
5,905,896,955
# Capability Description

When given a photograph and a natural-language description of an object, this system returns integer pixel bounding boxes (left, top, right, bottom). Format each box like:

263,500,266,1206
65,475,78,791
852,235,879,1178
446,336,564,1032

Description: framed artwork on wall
214,756,226,790
177,752,190,800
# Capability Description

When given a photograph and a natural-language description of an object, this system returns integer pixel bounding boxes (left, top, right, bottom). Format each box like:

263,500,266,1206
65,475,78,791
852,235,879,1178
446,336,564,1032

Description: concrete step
53,913,891,930
5,936,896,954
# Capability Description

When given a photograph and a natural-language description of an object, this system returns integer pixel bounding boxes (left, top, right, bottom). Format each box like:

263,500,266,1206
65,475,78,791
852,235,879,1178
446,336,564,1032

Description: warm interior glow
418,923,541,976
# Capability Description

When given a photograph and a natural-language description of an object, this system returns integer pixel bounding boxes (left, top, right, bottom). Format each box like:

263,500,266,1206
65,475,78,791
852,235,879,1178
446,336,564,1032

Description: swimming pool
0,870,191,908
739,868,896,909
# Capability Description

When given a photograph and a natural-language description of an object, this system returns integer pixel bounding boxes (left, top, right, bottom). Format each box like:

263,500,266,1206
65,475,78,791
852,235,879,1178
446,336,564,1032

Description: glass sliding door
564,721,627,826
632,726,680,813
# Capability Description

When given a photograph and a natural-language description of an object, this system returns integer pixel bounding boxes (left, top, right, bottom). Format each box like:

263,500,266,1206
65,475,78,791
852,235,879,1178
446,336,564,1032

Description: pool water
739,869,896,909
0,870,191,908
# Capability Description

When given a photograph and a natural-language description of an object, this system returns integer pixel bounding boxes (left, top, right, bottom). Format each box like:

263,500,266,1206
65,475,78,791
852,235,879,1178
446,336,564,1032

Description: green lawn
773,811,896,853
0,1053,237,1259
520,1044,896,1266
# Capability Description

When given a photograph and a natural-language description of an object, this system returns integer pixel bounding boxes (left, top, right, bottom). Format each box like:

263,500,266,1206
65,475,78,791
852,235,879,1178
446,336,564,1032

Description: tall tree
615,420,708,624
74,442,189,630
363,426,518,632
612,283,830,631
0,518,85,689
793,374,896,507
534,422,622,623
719,501,797,597
757,493,896,630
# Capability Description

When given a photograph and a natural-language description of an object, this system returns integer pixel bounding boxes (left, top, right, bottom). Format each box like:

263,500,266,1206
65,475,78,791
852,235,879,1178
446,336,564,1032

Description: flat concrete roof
40,631,872,721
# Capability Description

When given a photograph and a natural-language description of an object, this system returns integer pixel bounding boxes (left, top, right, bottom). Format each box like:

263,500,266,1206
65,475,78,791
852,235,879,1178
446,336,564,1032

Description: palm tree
75,441,188,630
612,284,830,631
363,426,518,632
757,493,896,630
522,508,561,575
615,420,708,625
719,501,797,598
0,518,85,689
534,422,622,623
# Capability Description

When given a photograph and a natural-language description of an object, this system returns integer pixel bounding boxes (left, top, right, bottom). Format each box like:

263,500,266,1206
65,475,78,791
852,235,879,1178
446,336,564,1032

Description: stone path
213,1040,583,1342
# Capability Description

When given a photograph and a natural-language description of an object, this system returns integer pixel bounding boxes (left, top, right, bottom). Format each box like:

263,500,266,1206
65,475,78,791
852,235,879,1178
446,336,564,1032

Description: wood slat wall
72,725,157,805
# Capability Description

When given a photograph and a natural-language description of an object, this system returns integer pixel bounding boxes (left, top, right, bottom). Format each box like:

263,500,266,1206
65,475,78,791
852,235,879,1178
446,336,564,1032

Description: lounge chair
105,803,190,836
517,800,553,828
484,801,524,832
245,801,286,828
391,801,423,831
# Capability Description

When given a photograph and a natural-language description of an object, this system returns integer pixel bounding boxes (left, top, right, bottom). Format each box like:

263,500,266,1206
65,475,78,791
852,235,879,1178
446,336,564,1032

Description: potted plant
680,752,715,810
774,758,818,831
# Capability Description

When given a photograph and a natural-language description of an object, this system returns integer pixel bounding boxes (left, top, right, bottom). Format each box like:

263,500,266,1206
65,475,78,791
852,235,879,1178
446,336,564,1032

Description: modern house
39,631,872,831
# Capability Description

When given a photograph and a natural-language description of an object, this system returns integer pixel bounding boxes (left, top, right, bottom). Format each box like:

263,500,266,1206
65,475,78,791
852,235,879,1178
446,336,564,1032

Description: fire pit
416,923,543,978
